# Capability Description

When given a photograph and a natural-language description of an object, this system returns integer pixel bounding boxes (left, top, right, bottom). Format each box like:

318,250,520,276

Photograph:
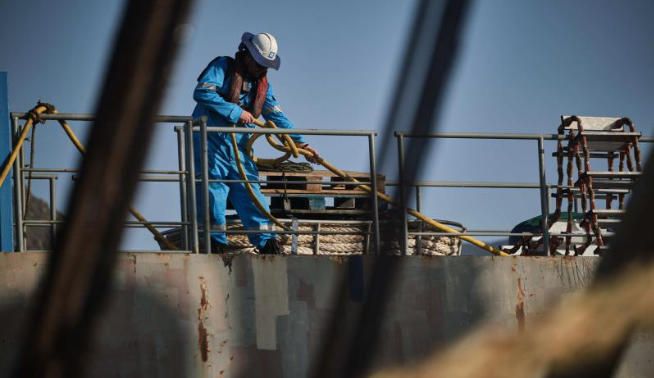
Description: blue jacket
192,56,305,146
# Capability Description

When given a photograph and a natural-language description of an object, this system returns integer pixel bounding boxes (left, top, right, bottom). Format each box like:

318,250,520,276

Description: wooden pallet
259,170,386,216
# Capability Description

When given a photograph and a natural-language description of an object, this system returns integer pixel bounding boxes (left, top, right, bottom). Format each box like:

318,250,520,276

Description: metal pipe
200,117,211,254
415,186,422,255
12,116,24,252
22,168,185,175
314,223,320,255
185,120,199,254
291,218,298,255
410,231,587,237
368,134,380,255
176,127,189,250
206,229,372,236
395,131,563,140
49,177,57,248
203,126,376,136
396,134,408,255
537,137,551,255
10,111,654,143
71,174,184,182
262,218,373,225
23,219,190,226
204,178,370,185
386,180,544,189
396,130,654,141
10,112,194,123
386,180,592,190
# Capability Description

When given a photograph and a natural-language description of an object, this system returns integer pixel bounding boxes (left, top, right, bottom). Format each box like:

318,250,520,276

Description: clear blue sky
1,0,652,250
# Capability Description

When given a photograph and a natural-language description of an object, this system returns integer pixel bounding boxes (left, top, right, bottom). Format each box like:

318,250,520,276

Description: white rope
158,221,461,255
220,222,460,256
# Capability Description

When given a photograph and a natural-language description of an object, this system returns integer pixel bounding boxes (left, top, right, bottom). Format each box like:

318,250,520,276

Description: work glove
298,143,320,164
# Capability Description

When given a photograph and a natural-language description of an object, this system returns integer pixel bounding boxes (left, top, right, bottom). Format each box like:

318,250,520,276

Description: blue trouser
193,131,274,249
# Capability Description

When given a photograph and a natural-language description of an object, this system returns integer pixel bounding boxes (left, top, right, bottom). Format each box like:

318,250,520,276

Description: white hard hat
241,32,281,70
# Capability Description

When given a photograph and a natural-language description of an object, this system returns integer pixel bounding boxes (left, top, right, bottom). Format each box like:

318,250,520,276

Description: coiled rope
223,223,460,256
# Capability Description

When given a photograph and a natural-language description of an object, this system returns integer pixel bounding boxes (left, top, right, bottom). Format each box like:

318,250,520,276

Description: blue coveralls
192,56,305,249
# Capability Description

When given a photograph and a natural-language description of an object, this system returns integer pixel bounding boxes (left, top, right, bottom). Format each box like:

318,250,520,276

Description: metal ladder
549,116,642,255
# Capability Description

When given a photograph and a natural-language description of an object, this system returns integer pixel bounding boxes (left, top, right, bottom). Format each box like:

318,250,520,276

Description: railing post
291,217,298,255
200,117,211,253
368,133,380,255
185,120,199,254
537,136,551,255
0,73,13,252
415,185,422,255
175,127,189,250
49,176,57,247
396,133,408,255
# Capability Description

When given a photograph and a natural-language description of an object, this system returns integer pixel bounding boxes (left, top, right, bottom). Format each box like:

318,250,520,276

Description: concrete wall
0,253,651,377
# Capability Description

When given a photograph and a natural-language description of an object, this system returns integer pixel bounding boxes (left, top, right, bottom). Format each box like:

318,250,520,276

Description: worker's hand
239,110,256,124
298,143,320,164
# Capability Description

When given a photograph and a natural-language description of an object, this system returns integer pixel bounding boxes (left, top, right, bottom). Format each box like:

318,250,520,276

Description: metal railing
8,112,379,254
8,111,652,255
394,132,654,255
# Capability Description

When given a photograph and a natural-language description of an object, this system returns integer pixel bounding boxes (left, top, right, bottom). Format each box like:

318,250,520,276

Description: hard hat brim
241,32,281,70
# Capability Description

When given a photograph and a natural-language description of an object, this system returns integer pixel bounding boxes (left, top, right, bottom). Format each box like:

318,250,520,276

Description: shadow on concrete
0,286,188,378
228,255,490,377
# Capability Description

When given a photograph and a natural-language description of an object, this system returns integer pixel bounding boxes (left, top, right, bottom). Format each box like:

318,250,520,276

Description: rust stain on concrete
197,315,209,362
515,277,526,331
198,276,210,362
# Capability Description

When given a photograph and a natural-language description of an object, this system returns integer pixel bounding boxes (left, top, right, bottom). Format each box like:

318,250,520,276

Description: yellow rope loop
253,119,300,158
0,103,58,188
245,131,291,167
24,102,56,124
229,129,289,231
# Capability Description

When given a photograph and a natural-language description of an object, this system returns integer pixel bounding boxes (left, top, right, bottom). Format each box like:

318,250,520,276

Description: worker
192,32,319,254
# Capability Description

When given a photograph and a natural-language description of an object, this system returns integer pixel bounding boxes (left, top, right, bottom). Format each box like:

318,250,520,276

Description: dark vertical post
368,133,380,255
396,133,408,255
49,177,57,247
0,73,13,252
312,0,473,375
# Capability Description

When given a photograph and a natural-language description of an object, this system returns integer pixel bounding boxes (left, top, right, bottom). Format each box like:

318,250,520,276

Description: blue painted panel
0,73,14,251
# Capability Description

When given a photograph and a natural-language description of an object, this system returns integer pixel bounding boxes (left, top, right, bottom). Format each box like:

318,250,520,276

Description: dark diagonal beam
312,1,473,377
12,1,194,377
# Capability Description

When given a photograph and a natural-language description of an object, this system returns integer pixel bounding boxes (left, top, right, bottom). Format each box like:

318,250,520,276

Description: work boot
210,240,227,254
259,239,283,255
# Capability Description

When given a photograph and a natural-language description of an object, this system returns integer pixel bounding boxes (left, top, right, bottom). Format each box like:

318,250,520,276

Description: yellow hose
229,128,289,231
245,119,508,256
57,119,178,250
0,102,178,251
